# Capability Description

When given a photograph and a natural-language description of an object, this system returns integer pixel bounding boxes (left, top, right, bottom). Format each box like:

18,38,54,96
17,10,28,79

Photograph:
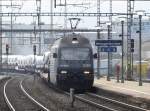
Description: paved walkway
94,77,150,99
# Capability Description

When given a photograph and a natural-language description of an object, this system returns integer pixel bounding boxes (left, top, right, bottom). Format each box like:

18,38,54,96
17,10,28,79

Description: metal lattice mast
97,0,101,79
37,0,41,55
97,0,100,26
127,0,131,80
127,0,134,80
131,0,134,77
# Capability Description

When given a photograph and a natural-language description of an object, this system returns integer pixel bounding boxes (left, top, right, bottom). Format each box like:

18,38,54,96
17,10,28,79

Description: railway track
53,86,149,111
3,76,50,111
44,82,125,111
78,92,148,111
22,76,82,111
86,92,149,111
6,74,149,111
0,77,11,111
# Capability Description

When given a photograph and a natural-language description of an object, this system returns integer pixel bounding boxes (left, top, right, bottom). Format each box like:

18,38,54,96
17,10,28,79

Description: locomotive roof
59,33,91,48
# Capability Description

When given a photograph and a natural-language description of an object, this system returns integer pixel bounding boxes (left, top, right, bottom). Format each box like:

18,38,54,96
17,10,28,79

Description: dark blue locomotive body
45,34,94,91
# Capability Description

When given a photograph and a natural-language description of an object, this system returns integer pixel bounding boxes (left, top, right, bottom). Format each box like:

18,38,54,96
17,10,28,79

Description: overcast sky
1,0,150,28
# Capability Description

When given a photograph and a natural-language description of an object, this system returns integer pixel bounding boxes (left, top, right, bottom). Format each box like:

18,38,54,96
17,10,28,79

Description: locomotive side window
61,48,90,60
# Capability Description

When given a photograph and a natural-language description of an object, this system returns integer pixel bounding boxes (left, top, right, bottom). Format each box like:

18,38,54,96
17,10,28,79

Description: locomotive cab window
60,48,90,60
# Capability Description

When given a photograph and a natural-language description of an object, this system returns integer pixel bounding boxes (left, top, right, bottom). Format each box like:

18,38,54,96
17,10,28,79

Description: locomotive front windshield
61,48,90,60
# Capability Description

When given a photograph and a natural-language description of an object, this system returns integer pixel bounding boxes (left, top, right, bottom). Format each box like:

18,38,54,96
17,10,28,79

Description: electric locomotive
43,33,94,91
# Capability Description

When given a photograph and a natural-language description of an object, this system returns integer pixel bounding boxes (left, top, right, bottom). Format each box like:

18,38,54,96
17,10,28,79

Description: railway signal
6,44,9,75
6,44,9,55
33,45,36,55
131,39,134,49
131,39,134,52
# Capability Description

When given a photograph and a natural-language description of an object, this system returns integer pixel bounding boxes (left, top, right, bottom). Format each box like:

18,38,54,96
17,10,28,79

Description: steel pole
131,52,133,77
97,29,100,79
121,21,124,83
10,0,13,54
0,0,2,73
7,54,8,75
33,45,36,82
64,0,67,36
97,0,101,79
33,54,36,82
48,60,50,82
50,0,53,37
107,25,110,81
34,54,35,73
139,15,142,86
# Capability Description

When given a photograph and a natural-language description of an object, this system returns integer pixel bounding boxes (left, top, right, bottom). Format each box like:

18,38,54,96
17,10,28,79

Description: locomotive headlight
61,70,67,74
84,71,90,74
72,41,79,44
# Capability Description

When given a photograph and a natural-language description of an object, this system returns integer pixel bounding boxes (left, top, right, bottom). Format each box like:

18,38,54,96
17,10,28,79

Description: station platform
94,77,150,100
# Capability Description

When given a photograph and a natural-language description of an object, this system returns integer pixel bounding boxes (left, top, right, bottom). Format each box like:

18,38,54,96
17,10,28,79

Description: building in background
1,20,150,56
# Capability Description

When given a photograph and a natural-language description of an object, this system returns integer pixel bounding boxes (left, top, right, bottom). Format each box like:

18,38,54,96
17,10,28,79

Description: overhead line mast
36,0,41,55
126,0,135,80
50,0,53,38
97,0,101,79
108,0,113,80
